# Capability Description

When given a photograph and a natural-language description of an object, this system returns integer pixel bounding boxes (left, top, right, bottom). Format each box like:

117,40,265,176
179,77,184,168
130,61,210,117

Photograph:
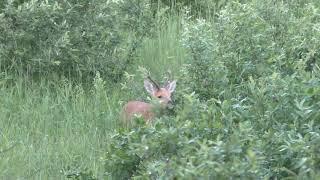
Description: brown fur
121,78,176,127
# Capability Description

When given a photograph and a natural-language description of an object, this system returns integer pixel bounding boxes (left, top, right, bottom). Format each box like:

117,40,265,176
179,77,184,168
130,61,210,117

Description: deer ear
144,79,158,95
165,80,176,93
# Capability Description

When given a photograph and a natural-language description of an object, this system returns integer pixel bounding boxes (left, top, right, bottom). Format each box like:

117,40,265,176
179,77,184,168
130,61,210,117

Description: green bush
105,69,320,178
151,0,230,17
180,17,229,100
214,1,320,82
0,0,153,82
178,0,320,101
104,0,320,179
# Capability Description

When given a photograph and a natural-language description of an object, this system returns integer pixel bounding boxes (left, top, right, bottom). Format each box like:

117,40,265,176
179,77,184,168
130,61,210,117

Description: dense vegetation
0,0,319,179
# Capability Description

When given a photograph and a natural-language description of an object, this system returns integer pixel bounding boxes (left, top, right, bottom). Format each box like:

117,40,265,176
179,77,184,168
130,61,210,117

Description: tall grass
0,15,184,179
133,14,186,78
0,78,115,178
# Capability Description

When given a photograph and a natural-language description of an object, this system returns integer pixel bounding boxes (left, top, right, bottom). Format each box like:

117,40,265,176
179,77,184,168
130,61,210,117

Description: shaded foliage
151,0,230,17
104,0,320,179
0,0,154,83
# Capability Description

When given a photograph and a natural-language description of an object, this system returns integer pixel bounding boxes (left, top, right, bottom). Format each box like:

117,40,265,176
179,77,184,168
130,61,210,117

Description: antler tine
147,76,160,89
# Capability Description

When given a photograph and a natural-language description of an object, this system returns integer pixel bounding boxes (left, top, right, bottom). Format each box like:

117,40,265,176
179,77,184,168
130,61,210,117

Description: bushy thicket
0,0,153,82
104,0,320,179
151,0,230,17
106,90,320,179
180,0,320,100
105,69,320,179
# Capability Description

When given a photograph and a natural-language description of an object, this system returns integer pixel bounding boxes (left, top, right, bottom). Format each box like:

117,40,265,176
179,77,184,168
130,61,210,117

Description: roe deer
121,76,177,126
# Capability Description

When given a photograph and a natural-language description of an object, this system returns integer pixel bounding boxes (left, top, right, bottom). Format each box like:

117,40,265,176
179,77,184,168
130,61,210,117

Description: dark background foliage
0,0,153,83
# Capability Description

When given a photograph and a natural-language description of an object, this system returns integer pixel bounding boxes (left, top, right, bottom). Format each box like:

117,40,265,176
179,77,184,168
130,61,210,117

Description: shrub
104,82,320,178
151,0,231,17
180,17,229,101
105,66,320,178
214,1,320,81
178,0,320,101
104,1,320,179
0,0,154,82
